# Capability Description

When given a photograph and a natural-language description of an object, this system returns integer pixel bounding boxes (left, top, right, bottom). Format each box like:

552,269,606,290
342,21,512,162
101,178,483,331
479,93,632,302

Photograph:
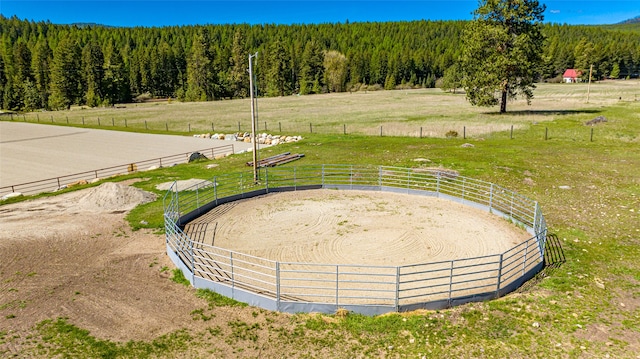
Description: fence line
3,115,606,142
1,144,234,197
164,165,547,315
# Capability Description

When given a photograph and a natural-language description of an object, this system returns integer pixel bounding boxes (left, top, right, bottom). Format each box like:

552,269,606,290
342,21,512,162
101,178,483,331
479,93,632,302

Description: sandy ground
0,121,254,187
195,189,531,266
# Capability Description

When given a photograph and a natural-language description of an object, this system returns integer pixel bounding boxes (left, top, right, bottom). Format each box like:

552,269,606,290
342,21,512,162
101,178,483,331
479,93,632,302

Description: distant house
563,69,582,83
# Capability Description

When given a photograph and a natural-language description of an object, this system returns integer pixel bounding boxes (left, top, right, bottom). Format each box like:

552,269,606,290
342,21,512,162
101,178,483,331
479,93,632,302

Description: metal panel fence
1,144,234,197
164,164,547,315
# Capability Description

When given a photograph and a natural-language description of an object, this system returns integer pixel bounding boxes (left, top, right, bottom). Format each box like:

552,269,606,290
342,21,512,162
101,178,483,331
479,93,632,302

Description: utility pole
249,52,259,182
587,64,593,103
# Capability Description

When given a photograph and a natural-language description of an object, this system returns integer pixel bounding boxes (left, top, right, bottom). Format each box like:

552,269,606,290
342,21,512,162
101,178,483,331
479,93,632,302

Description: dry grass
19,80,640,138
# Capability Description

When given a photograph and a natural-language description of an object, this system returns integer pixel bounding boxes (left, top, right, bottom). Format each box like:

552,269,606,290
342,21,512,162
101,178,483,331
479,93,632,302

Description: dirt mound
0,182,155,240
75,182,156,211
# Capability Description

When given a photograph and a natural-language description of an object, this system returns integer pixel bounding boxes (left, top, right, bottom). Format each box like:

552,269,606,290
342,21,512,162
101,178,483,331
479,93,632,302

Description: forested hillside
0,15,638,111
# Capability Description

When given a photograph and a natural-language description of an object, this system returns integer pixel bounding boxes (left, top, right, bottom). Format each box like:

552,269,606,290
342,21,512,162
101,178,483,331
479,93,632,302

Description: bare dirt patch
0,182,286,357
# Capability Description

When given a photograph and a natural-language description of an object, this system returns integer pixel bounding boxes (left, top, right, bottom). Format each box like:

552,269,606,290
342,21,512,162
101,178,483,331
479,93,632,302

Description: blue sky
1,1,638,27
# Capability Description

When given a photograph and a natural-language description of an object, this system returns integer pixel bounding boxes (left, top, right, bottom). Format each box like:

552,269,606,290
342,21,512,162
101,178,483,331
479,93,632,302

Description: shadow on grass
484,109,602,116
517,233,566,293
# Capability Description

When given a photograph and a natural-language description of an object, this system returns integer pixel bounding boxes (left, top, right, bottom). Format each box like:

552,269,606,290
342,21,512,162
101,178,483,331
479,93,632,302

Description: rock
243,137,252,143
1,192,22,200
461,143,474,148
188,152,208,162
532,322,540,328
89,178,102,184
558,185,571,190
594,277,605,290
585,116,607,126
68,179,88,187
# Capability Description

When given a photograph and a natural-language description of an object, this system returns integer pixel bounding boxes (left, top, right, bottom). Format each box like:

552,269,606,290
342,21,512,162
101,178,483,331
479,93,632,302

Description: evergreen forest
0,14,639,111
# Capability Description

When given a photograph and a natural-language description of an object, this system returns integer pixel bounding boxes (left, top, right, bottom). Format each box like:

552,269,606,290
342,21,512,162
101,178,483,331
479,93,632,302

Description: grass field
11,80,640,139
2,81,640,358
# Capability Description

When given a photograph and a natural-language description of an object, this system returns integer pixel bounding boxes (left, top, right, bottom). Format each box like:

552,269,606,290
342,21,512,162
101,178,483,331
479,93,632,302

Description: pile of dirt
0,182,156,240
75,182,156,211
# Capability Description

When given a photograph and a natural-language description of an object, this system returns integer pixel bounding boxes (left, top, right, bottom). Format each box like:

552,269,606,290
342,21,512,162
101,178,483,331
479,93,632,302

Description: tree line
0,14,639,111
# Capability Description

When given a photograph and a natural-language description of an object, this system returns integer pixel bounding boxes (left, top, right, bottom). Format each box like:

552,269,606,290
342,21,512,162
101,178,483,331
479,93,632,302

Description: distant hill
618,16,640,24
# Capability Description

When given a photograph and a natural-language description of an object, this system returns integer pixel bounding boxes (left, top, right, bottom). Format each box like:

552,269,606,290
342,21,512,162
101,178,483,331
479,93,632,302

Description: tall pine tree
461,0,545,113
299,40,324,95
228,30,249,99
82,40,104,107
185,29,214,101
266,40,291,97
31,38,52,109
49,35,81,110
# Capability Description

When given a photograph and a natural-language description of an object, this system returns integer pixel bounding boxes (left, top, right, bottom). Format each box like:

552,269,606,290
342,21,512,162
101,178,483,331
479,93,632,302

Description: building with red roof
562,69,582,83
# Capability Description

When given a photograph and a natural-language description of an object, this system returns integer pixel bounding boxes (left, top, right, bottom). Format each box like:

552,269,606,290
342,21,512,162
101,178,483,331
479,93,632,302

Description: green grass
170,268,191,287
196,289,248,308
33,318,195,358
3,83,640,357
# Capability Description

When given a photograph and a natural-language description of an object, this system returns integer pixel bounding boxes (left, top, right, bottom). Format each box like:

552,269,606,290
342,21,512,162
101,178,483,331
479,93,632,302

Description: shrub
446,130,459,138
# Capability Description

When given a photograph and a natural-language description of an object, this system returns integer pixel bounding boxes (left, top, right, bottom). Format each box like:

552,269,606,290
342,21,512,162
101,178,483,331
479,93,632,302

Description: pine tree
185,29,214,101
228,30,249,98
31,38,52,109
266,40,291,97
49,35,81,110
81,40,104,106
299,40,324,95
461,0,546,113
610,63,620,79
103,45,130,105
441,64,463,93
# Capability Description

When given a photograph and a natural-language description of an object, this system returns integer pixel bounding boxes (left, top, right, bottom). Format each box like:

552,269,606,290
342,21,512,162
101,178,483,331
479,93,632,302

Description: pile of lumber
246,152,305,168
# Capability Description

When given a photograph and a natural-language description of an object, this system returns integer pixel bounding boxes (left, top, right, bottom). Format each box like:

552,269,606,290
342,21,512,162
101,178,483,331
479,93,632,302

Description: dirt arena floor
196,189,532,265
0,121,253,187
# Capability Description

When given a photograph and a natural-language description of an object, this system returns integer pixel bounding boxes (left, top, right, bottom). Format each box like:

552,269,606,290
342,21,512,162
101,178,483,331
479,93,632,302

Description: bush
446,130,459,138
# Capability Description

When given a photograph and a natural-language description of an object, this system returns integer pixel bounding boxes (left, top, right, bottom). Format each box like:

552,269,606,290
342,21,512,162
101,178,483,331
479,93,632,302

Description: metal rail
1,144,234,197
164,165,547,315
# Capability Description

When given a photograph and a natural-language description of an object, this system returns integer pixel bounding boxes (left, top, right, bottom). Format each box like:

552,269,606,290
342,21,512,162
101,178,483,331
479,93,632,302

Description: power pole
587,64,593,103
249,52,259,182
